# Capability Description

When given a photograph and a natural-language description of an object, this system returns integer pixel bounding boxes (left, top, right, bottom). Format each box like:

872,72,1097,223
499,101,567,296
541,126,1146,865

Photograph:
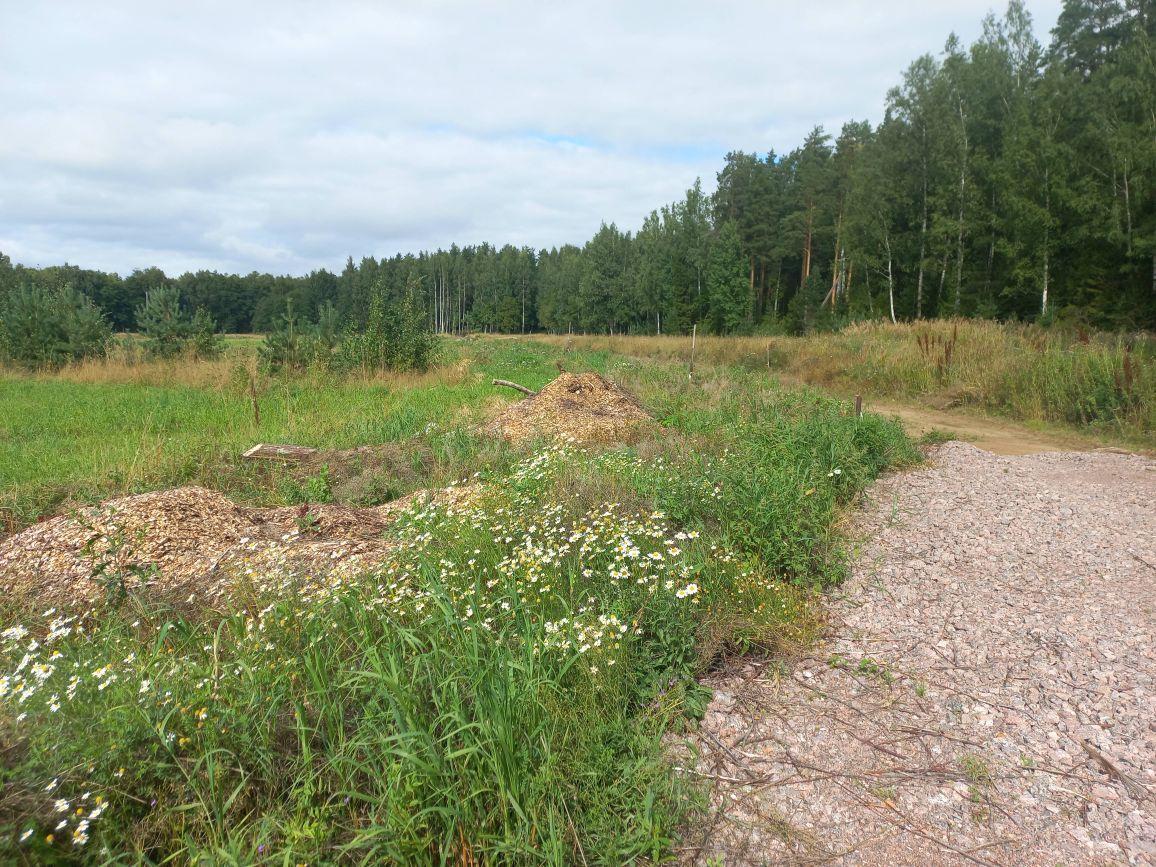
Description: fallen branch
1082,740,1151,801
1129,551,1156,573
492,379,537,397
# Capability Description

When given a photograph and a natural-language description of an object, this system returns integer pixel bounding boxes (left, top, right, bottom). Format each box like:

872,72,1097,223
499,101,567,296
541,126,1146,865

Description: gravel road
682,442,1156,865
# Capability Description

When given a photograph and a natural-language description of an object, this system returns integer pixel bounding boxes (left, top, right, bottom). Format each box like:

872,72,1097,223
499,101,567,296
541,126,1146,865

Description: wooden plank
242,443,318,463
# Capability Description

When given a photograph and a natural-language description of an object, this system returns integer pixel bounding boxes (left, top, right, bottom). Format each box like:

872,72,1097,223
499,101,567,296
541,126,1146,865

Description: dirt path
769,369,1116,457
681,442,1156,865
870,401,1109,456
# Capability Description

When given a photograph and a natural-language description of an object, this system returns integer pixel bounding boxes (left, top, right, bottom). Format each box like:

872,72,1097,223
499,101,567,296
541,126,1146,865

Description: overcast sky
1,0,1062,277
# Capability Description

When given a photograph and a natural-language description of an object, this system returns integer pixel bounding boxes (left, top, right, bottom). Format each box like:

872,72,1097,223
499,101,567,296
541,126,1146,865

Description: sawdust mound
0,484,476,608
487,372,653,444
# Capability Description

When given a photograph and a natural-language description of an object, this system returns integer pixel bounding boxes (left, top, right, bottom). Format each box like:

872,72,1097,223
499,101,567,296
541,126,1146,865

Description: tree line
1,0,1152,339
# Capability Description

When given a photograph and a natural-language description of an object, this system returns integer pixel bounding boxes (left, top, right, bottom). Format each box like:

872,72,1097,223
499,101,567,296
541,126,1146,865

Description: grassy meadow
535,320,1156,448
1,338,505,531
0,336,918,863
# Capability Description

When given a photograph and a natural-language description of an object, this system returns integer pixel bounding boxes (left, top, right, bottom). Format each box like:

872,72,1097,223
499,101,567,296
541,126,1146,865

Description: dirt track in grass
870,401,1118,457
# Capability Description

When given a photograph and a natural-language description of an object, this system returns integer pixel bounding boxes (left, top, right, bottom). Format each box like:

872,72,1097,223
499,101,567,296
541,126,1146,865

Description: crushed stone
681,441,1156,865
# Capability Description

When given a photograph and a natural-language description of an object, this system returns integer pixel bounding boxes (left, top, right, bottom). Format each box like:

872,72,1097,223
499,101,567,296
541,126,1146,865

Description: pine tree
136,285,194,358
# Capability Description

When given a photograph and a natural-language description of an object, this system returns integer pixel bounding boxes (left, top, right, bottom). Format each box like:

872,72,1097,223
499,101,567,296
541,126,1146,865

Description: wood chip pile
0,372,651,609
0,485,475,608
486,372,653,444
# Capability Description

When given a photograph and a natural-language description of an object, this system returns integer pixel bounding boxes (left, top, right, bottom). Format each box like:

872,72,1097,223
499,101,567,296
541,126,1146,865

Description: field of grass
0,338,916,862
0,340,505,531
534,320,1156,448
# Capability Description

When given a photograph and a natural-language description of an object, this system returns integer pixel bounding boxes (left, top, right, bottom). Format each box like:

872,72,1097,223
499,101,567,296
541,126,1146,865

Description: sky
0,0,1063,277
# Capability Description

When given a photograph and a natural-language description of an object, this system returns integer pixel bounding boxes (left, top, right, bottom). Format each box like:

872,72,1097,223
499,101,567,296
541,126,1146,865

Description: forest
1,0,1153,337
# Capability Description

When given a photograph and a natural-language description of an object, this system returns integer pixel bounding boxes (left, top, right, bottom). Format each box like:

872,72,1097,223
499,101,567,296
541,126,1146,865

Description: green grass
0,339,571,529
0,338,917,862
532,320,1156,449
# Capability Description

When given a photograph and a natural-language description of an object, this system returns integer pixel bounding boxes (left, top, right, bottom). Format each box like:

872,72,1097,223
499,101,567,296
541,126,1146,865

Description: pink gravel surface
680,442,1156,865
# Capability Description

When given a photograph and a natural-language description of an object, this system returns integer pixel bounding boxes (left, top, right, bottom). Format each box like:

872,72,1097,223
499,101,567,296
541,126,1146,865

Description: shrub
135,285,190,358
258,299,327,372
261,284,435,375
784,273,837,335
0,281,111,368
331,282,434,373
135,286,223,359
189,308,224,359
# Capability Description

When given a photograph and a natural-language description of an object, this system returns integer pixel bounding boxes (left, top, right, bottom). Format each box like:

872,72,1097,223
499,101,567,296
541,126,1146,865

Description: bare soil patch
681,442,1156,865
872,401,1113,457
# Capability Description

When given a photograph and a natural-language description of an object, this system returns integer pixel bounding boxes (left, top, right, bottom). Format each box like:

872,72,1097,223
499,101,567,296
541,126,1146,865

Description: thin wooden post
248,375,261,428
688,324,697,379
854,394,863,418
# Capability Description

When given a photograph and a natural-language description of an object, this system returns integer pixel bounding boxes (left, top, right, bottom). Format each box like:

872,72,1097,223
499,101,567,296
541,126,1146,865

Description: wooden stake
688,324,697,379
248,375,261,428
854,394,863,418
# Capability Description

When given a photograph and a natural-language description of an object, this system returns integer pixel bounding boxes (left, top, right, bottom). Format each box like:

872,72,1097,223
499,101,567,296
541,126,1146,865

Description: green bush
135,285,189,358
0,281,111,368
331,283,434,373
136,286,222,359
190,308,224,359
783,273,837,335
258,300,330,372
261,287,435,375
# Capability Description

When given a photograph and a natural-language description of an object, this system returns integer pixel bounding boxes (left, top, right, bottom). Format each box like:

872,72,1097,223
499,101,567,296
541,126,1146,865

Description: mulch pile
486,372,653,444
0,485,476,608
0,372,650,609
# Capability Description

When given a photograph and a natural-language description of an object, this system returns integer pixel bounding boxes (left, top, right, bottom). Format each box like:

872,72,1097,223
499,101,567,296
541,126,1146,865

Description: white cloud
0,0,1062,275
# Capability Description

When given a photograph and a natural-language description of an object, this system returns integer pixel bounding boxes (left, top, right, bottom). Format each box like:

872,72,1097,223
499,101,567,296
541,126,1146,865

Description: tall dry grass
534,320,1155,444
19,336,474,392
